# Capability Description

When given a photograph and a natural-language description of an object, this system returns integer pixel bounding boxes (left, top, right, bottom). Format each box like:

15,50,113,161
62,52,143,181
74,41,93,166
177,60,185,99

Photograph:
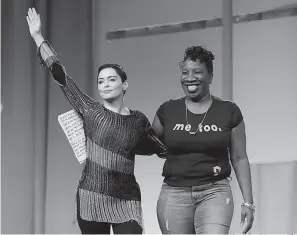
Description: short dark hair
179,45,215,76
97,64,127,83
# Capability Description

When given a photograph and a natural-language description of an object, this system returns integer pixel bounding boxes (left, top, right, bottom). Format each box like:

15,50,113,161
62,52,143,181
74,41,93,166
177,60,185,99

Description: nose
185,71,198,81
184,75,197,82
103,80,110,87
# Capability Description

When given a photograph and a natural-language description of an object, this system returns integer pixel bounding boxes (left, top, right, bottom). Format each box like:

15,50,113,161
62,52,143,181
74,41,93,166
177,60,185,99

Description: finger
243,223,252,234
240,213,246,227
243,216,253,234
37,14,41,24
30,8,37,20
32,8,38,17
29,7,33,15
27,9,33,21
28,8,32,16
26,16,31,26
29,8,35,20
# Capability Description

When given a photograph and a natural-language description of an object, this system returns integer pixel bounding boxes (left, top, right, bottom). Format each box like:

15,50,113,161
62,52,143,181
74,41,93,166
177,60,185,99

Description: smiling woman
180,46,214,102
152,45,255,234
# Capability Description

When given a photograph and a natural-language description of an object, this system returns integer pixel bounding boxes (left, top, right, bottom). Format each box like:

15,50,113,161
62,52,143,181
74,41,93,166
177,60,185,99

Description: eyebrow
182,68,204,71
98,75,118,80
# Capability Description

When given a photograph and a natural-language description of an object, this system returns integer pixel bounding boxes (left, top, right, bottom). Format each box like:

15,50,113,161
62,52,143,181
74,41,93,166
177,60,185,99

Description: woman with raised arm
26,7,166,235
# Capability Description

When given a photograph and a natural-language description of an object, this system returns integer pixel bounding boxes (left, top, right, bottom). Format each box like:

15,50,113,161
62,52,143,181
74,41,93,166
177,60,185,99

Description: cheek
205,77,212,85
97,84,103,92
180,76,187,83
113,82,124,91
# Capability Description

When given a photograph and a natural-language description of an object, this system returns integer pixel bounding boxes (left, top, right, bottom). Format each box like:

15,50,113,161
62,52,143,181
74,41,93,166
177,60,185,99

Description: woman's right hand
26,7,41,35
26,8,44,47
26,7,41,37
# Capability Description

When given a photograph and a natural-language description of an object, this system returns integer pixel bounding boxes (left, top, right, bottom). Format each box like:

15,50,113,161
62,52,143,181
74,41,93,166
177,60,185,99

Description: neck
103,97,127,114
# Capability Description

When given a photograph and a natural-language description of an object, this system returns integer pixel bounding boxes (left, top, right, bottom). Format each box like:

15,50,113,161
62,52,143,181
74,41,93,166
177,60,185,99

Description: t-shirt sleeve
231,102,243,128
156,102,166,126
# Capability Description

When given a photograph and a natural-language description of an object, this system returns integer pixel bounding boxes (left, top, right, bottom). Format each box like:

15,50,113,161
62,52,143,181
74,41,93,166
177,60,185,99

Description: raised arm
26,7,96,115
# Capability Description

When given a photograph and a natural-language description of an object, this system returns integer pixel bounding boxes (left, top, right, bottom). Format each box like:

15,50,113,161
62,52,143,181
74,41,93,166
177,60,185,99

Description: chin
101,94,122,102
183,88,198,98
186,92,204,101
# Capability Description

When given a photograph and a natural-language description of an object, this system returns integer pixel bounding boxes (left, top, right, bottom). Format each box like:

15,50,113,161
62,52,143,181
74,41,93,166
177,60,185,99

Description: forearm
30,30,94,114
32,34,66,85
232,157,253,204
32,33,45,48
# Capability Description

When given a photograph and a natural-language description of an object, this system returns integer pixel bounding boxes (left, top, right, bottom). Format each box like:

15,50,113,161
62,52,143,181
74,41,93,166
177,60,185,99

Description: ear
123,81,128,91
209,75,213,84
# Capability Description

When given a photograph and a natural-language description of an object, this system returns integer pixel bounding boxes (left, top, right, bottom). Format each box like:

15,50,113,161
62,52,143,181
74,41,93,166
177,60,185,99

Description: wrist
244,199,254,204
32,34,44,47
241,202,255,213
243,196,253,204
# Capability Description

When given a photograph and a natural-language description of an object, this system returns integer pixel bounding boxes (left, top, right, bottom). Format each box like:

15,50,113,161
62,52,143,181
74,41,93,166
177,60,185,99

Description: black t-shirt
156,96,243,186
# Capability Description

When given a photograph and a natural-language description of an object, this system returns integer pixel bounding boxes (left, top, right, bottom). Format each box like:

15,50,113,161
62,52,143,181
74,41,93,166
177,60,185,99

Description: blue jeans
157,178,234,234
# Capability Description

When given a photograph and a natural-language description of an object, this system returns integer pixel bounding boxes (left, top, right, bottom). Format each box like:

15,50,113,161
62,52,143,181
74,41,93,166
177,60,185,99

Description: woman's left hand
240,206,254,234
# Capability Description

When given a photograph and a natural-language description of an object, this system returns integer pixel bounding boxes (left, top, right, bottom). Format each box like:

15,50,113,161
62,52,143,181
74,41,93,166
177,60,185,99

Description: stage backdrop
233,0,297,164
2,0,297,234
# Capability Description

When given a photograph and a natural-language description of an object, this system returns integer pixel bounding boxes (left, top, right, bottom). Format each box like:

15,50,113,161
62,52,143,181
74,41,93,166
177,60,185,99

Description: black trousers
77,215,142,234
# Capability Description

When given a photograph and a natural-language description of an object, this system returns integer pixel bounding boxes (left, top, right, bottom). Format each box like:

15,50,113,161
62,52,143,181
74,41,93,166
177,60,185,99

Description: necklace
185,96,212,135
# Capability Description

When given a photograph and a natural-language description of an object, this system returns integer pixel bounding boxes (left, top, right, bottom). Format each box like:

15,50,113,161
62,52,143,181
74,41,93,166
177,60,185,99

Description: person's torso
162,97,234,186
83,104,146,159
78,105,147,200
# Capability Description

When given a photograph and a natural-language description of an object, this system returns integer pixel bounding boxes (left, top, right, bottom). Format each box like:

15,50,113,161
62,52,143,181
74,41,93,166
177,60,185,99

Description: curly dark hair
179,45,215,76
